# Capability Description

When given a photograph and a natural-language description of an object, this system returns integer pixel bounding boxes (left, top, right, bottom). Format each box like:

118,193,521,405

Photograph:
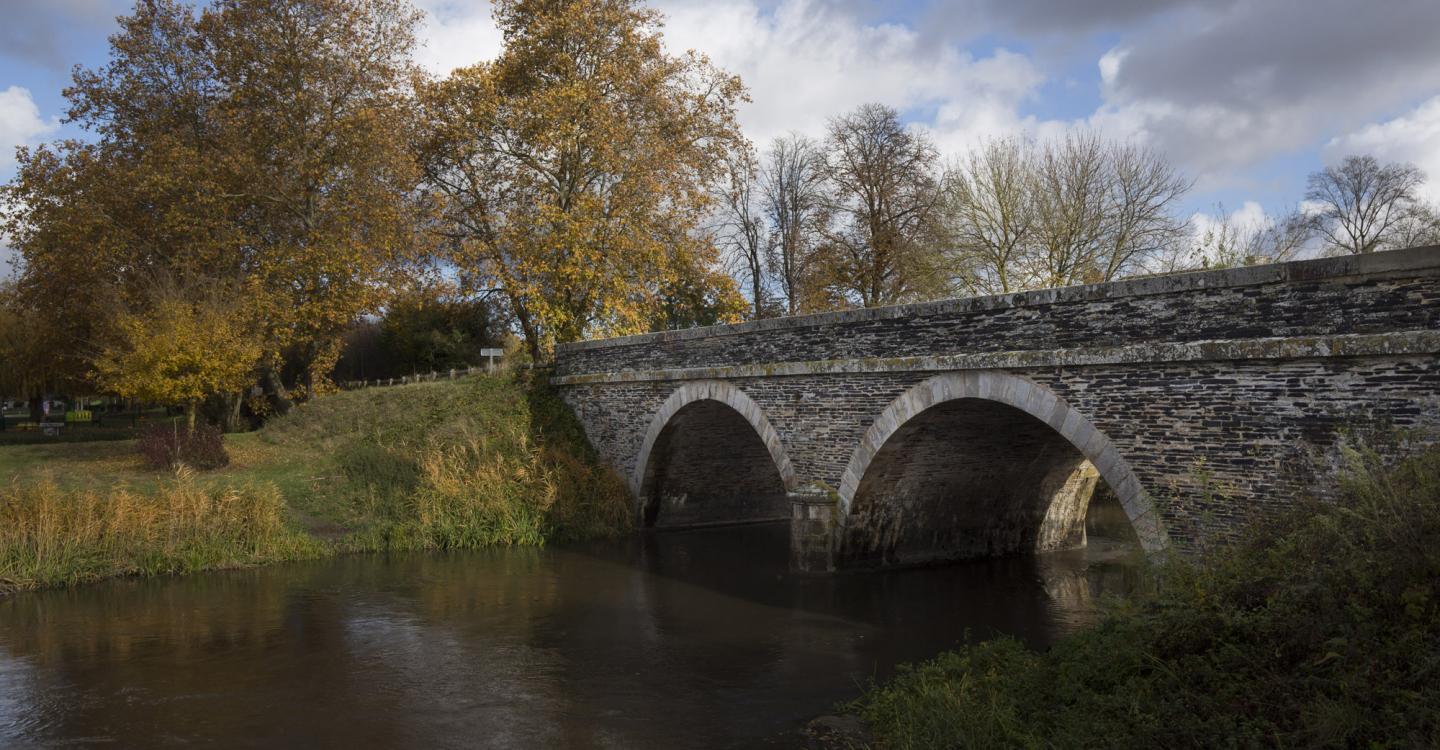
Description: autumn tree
375,286,500,377
760,133,828,314
417,0,749,357
92,276,263,431
1306,155,1427,254
2,0,424,417
819,103,947,307
0,283,74,423
206,0,425,397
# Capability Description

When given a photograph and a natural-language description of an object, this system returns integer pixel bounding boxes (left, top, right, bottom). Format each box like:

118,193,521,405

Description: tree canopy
3,0,425,410
416,0,749,356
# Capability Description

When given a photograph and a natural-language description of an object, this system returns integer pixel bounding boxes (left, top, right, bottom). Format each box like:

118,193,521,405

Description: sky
3,0,1440,270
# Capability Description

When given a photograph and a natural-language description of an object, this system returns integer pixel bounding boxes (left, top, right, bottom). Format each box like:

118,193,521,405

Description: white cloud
661,0,1047,150
1087,0,1440,189
411,0,1049,153
1097,46,1127,89
1324,95,1440,203
406,0,1440,207
413,0,502,76
1188,200,1267,241
0,86,58,174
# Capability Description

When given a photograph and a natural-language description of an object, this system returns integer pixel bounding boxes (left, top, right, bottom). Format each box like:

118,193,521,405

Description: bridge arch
632,380,797,528
837,371,1169,561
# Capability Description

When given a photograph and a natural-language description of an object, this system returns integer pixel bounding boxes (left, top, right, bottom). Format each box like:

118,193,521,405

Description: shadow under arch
631,380,798,528
836,371,1170,557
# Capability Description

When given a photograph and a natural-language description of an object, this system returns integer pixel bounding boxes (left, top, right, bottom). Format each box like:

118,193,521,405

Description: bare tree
716,147,771,319
1306,155,1425,254
943,136,1035,295
1098,141,1191,280
1391,201,1440,250
759,133,827,315
820,103,947,307
1027,131,1109,288
946,131,1190,290
1187,204,1314,269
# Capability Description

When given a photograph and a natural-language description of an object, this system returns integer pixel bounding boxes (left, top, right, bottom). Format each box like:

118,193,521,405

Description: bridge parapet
556,246,1440,380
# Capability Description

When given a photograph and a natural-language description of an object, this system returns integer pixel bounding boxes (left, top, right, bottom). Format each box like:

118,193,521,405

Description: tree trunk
512,297,544,363
264,368,294,416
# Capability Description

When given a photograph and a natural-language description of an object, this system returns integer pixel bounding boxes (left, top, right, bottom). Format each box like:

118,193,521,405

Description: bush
854,444,1440,749
137,423,230,470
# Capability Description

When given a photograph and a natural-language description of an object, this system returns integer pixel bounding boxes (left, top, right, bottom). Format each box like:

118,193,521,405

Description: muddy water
0,508,1141,749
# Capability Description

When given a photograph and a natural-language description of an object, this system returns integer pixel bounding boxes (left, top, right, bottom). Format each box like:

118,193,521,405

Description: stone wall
838,398,1096,567
553,246,1440,561
556,248,1440,378
639,400,790,528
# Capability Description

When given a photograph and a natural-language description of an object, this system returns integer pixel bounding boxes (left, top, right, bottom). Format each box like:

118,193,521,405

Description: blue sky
5,0,1440,260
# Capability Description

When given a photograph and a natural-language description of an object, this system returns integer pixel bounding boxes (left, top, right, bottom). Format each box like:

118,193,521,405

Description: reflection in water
0,514,1141,749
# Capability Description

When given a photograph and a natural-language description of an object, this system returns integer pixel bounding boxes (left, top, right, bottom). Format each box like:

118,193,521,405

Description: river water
0,507,1141,749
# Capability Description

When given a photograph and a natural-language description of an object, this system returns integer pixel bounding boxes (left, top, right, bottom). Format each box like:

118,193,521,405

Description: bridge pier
789,484,838,572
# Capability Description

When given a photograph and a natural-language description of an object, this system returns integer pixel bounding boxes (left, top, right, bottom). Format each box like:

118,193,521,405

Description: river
0,502,1141,748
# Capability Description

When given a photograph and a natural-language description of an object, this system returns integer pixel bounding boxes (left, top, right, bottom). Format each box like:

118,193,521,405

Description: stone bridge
553,247,1440,570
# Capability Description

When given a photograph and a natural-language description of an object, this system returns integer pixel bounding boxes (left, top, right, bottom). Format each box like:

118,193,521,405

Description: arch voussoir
630,380,797,501
838,371,1171,554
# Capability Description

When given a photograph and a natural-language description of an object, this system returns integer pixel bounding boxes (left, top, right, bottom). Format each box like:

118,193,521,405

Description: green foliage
376,293,497,377
855,444,1440,749
260,371,632,549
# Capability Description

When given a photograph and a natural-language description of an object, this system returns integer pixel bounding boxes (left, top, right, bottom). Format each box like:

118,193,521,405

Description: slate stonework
553,246,1440,561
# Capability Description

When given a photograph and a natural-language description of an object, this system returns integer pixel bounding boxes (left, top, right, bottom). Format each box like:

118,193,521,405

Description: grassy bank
853,445,1440,749
0,372,631,594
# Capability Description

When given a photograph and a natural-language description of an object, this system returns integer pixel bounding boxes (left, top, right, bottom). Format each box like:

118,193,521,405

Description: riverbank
850,443,1440,749
0,373,631,594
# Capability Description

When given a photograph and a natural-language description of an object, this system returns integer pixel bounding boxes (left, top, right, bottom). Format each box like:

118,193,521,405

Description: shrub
137,423,230,470
855,444,1440,749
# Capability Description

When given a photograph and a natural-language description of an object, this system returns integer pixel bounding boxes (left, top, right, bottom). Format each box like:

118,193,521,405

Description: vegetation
0,474,323,593
416,0,750,357
3,0,1437,425
1307,155,1440,255
2,0,431,415
852,444,1440,749
92,276,263,431
137,423,231,470
0,373,631,594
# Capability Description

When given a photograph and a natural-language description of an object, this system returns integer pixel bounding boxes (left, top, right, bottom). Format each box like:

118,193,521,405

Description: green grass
851,444,1440,749
0,372,631,593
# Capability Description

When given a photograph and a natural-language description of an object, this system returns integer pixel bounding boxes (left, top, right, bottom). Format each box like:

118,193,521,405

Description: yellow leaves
92,280,263,410
420,0,751,353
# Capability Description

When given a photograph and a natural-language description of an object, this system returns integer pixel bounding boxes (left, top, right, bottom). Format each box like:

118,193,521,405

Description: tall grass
0,372,633,593
263,370,631,550
854,443,1440,749
0,473,323,593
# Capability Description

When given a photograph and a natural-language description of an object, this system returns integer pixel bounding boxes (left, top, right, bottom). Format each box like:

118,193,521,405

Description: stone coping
551,330,1440,385
557,245,1440,354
